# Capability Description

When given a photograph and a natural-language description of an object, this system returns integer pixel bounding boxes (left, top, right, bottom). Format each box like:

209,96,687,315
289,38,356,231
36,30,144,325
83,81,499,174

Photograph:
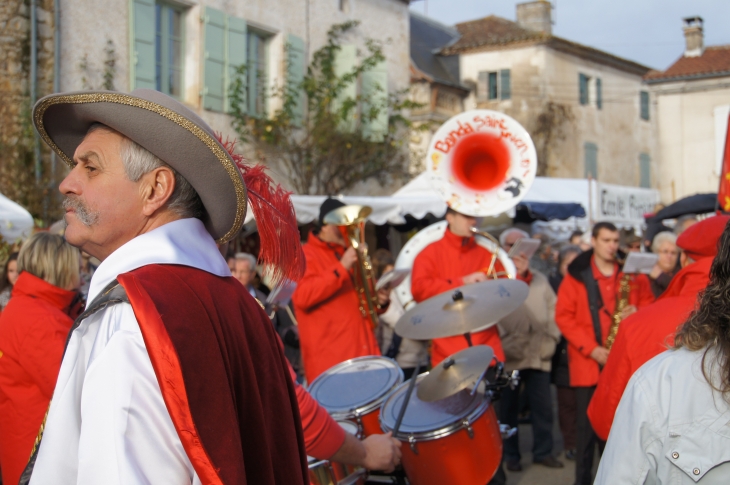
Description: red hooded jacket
411,229,506,366
293,232,380,382
555,250,654,387
587,257,712,440
0,272,77,485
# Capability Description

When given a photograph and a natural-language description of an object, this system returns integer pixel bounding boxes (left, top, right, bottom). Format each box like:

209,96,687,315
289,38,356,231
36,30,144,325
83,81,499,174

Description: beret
676,215,730,261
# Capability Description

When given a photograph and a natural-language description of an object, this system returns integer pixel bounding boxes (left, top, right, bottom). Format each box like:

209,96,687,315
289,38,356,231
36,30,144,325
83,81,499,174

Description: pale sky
409,0,730,70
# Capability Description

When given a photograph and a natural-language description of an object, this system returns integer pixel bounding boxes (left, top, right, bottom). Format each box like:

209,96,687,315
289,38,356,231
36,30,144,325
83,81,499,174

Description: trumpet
323,204,380,328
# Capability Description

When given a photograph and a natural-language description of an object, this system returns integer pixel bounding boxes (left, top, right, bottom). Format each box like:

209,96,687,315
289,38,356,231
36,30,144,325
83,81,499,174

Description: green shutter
488,72,498,100
226,16,247,113
584,142,598,179
640,91,650,120
596,78,602,110
334,44,357,132
639,153,651,188
579,73,589,105
286,34,305,126
362,60,388,142
202,7,226,112
132,0,155,89
500,69,511,100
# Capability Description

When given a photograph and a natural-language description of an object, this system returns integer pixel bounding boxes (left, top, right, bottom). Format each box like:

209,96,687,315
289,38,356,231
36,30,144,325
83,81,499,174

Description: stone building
411,1,657,191
645,17,730,202
0,0,411,202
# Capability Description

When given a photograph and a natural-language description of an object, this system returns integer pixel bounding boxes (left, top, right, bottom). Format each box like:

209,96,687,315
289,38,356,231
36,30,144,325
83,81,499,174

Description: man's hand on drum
340,247,358,271
362,432,402,472
462,271,488,285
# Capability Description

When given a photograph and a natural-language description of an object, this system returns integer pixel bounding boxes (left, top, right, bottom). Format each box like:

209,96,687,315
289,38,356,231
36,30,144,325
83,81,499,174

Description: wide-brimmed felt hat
32,89,247,243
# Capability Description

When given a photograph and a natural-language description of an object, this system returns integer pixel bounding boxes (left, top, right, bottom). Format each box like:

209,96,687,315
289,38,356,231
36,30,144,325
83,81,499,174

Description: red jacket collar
308,230,346,256
12,272,77,312
442,227,477,249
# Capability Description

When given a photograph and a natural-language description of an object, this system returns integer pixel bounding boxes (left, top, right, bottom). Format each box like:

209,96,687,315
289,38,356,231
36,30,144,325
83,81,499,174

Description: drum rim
378,374,492,442
308,356,405,417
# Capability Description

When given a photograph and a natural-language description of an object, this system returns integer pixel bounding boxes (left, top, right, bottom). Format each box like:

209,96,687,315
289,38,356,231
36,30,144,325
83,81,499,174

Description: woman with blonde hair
0,232,81,485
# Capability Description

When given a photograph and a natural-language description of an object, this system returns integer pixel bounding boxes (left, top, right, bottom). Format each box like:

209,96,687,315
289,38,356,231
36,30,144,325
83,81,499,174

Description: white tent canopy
0,193,33,243
273,173,660,235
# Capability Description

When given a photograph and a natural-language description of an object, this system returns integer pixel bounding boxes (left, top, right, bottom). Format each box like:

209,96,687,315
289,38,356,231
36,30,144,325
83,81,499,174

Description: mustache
62,196,100,227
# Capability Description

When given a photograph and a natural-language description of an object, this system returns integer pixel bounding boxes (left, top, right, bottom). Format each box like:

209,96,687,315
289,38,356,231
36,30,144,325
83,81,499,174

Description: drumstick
392,369,417,436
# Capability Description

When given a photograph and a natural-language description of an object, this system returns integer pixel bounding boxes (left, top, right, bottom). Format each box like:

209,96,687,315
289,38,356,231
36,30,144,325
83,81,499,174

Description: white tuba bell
394,110,538,309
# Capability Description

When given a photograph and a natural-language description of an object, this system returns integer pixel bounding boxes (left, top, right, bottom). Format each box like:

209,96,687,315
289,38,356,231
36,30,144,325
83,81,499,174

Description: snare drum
309,356,403,437
380,374,502,485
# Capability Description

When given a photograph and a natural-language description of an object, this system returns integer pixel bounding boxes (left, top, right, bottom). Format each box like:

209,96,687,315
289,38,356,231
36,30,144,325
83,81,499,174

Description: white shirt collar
87,218,231,303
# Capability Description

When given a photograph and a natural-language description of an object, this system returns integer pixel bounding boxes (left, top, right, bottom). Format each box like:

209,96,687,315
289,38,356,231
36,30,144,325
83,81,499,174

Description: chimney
683,16,704,57
516,1,552,36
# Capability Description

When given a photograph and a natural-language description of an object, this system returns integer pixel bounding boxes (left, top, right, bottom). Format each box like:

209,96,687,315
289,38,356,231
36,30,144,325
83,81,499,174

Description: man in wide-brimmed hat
22,89,308,484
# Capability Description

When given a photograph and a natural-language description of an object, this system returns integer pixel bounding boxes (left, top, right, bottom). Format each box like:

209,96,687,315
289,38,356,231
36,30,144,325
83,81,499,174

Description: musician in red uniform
410,208,507,366
586,215,727,441
555,221,654,485
293,198,380,382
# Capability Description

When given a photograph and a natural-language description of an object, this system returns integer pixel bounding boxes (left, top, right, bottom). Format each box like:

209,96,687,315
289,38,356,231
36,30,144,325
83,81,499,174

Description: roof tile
644,45,730,82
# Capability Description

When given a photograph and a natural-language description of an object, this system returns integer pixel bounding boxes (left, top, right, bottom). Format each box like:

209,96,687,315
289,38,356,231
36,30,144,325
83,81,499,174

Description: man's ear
140,167,176,216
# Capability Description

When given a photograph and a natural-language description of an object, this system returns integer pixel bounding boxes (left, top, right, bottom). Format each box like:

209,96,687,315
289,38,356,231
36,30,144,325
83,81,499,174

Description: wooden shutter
584,142,598,179
579,73,589,105
226,16,247,113
286,34,306,126
132,0,155,89
500,69,511,100
640,91,650,120
639,153,651,188
334,44,357,132
202,7,226,112
362,60,388,142
596,78,602,110
477,71,488,100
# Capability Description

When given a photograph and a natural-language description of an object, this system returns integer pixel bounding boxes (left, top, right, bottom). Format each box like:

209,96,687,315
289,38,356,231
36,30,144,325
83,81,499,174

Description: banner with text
592,181,660,227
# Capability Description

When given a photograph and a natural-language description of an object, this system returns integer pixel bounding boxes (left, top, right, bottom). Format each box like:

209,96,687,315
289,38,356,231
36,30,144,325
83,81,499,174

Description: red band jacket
293,232,380,382
555,250,654,387
411,228,506,366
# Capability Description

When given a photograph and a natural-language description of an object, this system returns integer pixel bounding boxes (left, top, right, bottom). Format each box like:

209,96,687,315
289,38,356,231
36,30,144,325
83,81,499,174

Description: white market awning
0,192,33,243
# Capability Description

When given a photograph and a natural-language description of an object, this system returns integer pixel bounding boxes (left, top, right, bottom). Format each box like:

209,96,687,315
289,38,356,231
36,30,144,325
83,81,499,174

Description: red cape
118,265,308,485
587,258,712,441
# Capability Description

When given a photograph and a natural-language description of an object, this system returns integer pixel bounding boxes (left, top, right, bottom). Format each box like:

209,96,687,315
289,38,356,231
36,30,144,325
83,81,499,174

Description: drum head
337,420,359,436
380,375,489,438
309,356,404,416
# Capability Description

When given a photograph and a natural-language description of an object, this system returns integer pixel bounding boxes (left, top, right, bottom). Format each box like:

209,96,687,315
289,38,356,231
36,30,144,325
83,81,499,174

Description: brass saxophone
605,274,631,350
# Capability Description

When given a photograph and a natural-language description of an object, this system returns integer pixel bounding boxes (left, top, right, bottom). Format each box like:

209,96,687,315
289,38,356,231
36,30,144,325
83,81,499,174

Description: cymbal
375,268,410,292
417,345,494,402
394,279,528,340
323,204,372,226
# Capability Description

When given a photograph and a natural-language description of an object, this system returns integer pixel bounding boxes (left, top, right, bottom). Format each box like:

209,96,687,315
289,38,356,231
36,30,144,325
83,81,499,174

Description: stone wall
0,0,58,222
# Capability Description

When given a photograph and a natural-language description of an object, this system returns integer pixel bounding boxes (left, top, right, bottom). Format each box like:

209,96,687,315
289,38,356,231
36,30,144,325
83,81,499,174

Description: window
596,78,602,110
246,30,269,117
639,153,651,188
131,0,184,95
155,4,183,97
584,142,598,179
478,69,511,101
640,91,650,121
579,73,590,105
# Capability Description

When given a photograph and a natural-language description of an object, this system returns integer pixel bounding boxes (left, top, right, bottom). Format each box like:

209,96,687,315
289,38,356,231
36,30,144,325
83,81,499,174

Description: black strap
20,280,129,485
385,333,404,360
580,267,604,347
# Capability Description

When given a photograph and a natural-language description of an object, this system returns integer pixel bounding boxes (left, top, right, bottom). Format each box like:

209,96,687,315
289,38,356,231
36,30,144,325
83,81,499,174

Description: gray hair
674,214,698,235
234,252,257,270
87,124,205,219
652,231,677,253
499,228,529,247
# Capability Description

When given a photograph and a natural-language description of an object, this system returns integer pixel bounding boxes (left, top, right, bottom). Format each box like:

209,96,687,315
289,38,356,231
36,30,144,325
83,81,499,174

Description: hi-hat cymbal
323,204,373,226
417,345,494,402
394,279,528,340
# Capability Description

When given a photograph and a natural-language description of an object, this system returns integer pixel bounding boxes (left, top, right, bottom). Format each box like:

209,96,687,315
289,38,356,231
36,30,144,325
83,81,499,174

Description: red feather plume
217,135,306,285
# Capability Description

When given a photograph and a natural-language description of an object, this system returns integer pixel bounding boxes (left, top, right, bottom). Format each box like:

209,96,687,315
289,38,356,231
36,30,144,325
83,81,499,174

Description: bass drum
393,221,516,313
